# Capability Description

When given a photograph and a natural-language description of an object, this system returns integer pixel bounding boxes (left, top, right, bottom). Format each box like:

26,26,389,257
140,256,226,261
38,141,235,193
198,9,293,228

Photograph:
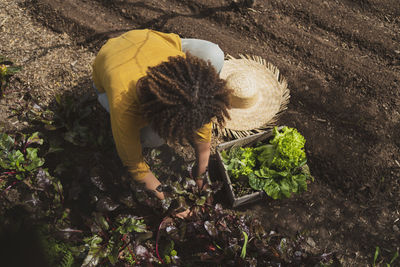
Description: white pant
95,38,224,147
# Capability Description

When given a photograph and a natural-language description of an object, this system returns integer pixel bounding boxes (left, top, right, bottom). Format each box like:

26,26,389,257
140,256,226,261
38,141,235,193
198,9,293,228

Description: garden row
1,55,339,266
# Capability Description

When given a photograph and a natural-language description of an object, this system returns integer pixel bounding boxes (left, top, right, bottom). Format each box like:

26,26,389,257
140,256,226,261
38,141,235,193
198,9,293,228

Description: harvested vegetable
222,126,313,199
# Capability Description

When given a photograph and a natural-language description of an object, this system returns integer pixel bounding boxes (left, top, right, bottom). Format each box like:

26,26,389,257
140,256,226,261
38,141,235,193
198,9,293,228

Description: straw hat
214,55,290,139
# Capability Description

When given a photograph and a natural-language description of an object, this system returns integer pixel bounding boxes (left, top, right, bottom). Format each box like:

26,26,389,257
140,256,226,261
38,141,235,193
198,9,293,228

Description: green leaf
294,174,308,192
0,157,10,169
280,178,291,198
94,213,109,230
81,235,103,267
389,250,399,265
82,235,103,267
25,147,45,171
373,246,379,266
106,238,119,265
27,132,43,145
9,150,25,171
254,144,275,167
164,255,171,264
116,217,147,234
55,94,62,105
6,66,21,74
222,146,256,179
196,196,206,205
25,147,38,160
301,163,314,181
248,173,266,191
240,231,248,259
264,180,281,199
0,133,15,151
269,126,306,171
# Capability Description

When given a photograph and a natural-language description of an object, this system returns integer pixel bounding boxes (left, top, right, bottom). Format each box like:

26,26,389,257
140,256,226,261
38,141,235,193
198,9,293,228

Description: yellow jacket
92,29,211,180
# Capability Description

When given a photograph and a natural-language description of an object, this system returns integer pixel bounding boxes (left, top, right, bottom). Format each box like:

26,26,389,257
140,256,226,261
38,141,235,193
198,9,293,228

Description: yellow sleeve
194,122,212,143
110,109,150,181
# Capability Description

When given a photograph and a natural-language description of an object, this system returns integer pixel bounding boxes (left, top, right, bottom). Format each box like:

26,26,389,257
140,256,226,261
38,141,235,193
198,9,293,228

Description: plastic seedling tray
216,126,284,208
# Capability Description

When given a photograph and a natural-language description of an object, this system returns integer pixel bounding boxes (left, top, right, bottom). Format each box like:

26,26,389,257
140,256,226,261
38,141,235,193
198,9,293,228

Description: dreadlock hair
139,53,231,145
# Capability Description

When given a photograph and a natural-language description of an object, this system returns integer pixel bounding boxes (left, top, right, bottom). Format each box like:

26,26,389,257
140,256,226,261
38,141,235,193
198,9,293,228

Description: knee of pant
207,44,224,74
97,93,110,113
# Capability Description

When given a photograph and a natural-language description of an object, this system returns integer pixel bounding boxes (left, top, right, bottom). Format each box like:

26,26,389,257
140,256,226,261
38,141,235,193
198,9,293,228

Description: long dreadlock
139,53,231,144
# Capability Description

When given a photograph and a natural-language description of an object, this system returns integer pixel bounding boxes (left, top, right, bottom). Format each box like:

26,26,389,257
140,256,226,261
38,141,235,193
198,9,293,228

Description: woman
92,29,231,201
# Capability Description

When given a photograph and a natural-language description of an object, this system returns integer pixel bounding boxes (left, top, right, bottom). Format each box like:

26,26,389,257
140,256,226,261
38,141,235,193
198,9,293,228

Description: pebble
306,237,316,247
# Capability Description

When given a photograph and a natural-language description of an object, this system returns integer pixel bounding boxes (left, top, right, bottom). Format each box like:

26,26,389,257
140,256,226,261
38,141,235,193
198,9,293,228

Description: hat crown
226,72,259,109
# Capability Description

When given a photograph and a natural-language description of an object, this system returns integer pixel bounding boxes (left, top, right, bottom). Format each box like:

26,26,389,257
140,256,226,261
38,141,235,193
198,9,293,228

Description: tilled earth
1,0,400,265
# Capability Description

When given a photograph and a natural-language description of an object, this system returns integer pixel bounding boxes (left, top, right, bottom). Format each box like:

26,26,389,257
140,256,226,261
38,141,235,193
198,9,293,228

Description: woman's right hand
140,171,165,200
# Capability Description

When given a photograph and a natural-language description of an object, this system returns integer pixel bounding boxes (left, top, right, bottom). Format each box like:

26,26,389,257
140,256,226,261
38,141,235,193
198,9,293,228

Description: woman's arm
193,141,211,189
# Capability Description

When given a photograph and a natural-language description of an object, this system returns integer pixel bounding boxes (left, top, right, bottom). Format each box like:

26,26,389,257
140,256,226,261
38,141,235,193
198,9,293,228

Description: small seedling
0,55,21,97
46,94,94,146
373,246,399,267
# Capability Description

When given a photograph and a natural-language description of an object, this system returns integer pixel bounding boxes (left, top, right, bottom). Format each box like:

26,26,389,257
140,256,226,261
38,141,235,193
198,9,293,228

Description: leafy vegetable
266,126,306,171
221,147,256,178
81,214,153,267
222,127,313,199
0,132,44,180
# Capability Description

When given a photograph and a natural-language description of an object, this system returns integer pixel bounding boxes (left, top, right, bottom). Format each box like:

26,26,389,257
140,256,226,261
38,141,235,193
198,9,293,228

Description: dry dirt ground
1,0,400,266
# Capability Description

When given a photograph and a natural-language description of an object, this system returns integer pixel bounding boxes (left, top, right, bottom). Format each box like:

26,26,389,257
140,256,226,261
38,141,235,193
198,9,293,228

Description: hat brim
214,55,290,139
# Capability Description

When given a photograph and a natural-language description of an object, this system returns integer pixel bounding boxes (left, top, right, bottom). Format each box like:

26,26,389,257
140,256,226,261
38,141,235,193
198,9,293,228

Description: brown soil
3,0,400,265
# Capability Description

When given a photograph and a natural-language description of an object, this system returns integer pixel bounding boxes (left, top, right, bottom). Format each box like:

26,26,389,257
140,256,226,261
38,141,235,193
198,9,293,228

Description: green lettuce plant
221,147,256,179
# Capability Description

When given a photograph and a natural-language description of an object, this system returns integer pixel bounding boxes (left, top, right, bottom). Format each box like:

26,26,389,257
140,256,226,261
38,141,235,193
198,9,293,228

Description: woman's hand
140,171,165,200
193,141,211,189
174,209,192,219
